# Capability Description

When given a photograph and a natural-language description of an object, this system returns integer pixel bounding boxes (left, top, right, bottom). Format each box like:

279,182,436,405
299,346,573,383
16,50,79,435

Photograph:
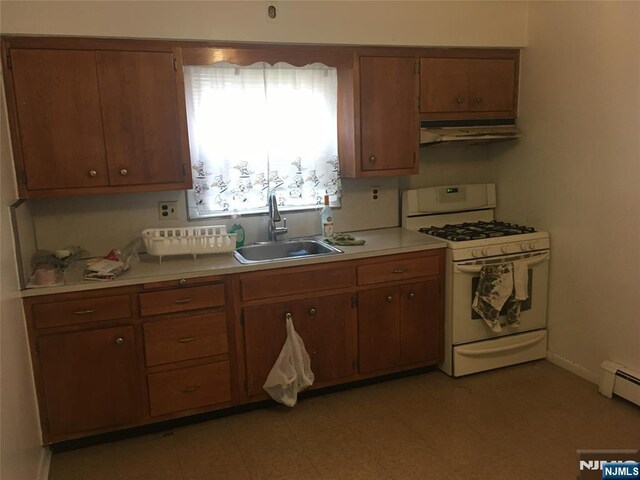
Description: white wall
0,77,47,478
0,0,527,47
494,1,640,381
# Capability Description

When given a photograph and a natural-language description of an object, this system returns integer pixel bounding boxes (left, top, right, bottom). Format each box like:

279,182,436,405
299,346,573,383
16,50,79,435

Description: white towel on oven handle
512,259,529,301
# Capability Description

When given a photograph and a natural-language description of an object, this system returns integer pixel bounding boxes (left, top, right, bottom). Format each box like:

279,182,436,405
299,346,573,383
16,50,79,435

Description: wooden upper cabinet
2,39,192,198
359,56,419,176
96,51,186,186
419,50,519,121
9,49,109,190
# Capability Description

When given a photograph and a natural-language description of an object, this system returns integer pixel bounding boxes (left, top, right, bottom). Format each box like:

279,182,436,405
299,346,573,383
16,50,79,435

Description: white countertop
21,227,446,297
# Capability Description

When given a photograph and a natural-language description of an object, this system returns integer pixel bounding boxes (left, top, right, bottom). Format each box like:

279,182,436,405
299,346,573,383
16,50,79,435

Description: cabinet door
400,280,441,365
10,49,109,190
420,57,469,113
96,50,187,186
468,58,516,114
359,56,418,173
243,293,355,398
38,325,140,437
358,286,401,373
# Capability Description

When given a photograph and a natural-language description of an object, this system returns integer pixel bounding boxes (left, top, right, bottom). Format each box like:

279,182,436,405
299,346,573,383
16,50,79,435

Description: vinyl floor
48,361,640,480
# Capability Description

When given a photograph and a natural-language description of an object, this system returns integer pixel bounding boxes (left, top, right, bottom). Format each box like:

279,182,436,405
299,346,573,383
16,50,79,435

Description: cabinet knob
475,97,482,104
408,293,415,299
308,307,317,316
179,278,187,286
120,168,128,176
115,337,125,345
88,170,97,177
369,154,376,164
386,295,393,303
456,97,463,104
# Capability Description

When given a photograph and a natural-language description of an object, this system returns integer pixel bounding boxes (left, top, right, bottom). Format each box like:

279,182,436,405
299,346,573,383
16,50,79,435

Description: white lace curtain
184,62,341,217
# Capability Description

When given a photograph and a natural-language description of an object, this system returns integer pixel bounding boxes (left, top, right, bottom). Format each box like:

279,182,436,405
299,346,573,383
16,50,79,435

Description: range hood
420,124,521,147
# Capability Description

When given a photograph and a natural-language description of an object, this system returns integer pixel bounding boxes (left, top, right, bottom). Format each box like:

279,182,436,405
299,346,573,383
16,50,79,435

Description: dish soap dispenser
229,212,245,248
321,195,334,237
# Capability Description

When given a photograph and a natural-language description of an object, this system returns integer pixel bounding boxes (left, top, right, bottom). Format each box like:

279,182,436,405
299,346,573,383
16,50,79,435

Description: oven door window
470,269,533,320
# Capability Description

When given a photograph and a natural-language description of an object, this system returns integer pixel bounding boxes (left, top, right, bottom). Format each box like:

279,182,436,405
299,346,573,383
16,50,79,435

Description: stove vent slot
599,360,640,407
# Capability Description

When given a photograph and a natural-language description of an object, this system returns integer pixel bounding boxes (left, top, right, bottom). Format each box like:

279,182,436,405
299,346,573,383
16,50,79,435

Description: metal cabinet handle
73,309,95,315
115,337,125,345
408,293,415,299
88,170,97,177
369,154,376,164
392,269,406,274
173,298,192,304
120,168,128,176
285,312,293,321
386,296,393,303
179,278,187,286
177,337,196,343
456,97,463,104
475,97,482,104
182,385,200,393
308,307,317,316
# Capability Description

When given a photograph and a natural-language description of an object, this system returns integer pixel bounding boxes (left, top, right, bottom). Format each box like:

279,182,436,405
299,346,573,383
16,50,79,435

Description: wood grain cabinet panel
147,362,231,417
359,56,419,175
357,253,440,286
139,284,225,316
419,52,519,120
3,40,192,198
243,293,356,398
358,286,401,373
37,325,140,438
32,294,131,329
9,49,109,190
400,280,442,365
143,311,228,366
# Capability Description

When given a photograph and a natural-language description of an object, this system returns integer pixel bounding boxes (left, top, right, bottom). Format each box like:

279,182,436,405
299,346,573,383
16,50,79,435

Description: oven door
450,250,549,345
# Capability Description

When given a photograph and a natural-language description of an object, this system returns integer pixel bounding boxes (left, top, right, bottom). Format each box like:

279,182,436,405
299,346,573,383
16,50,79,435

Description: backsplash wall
29,177,400,255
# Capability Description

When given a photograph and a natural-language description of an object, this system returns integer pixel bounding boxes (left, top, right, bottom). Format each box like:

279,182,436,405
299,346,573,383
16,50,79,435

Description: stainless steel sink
233,239,342,264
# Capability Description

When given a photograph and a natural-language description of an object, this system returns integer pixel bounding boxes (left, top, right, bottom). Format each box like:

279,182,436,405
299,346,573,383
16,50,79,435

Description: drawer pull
308,307,317,316
182,385,200,393
408,293,415,299
386,296,393,303
73,309,95,315
115,337,125,345
392,269,406,274
177,337,196,343
179,278,187,286
173,298,192,304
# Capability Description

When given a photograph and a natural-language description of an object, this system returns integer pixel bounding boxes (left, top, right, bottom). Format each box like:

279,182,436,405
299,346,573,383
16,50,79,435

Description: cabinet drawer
147,362,231,417
143,312,228,366
139,284,225,316
32,295,131,329
357,254,440,286
240,265,354,302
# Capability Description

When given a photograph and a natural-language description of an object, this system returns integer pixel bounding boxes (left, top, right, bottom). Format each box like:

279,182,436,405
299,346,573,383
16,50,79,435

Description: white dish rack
142,226,236,261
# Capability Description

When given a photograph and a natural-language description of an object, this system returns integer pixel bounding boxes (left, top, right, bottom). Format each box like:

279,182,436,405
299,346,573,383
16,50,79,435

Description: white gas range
402,184,550,377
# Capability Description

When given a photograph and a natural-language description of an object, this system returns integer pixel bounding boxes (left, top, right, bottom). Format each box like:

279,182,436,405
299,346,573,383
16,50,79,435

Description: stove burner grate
419,220,536,242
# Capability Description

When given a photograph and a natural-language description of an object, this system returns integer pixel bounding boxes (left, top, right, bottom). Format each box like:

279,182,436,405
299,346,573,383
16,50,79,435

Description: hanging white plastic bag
263,313,315,407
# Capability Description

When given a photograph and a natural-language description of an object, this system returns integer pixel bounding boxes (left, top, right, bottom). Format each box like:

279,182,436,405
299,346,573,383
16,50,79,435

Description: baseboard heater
599,360,640,407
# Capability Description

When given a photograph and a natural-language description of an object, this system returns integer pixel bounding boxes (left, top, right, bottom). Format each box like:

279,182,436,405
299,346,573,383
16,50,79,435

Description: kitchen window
184,61,341,219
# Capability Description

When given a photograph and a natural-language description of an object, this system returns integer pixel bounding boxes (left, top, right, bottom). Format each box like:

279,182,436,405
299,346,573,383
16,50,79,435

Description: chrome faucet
267,192,288,241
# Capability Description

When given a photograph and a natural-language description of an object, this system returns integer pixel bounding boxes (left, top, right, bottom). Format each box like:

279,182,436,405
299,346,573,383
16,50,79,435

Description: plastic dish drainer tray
142,226,236,261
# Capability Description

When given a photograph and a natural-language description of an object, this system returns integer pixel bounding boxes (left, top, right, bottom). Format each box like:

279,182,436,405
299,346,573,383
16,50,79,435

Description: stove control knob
520,243,529,251
528,241,537,250
501,245,510,254
471,249,482,258
481,248,490,256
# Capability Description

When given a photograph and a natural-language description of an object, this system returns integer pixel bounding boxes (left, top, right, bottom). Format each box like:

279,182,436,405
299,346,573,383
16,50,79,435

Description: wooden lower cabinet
37,325,140,438
243,293,356,398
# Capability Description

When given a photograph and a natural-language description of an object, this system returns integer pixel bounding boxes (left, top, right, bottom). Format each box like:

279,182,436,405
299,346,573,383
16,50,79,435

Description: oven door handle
456,331,546,357
454,251,550,274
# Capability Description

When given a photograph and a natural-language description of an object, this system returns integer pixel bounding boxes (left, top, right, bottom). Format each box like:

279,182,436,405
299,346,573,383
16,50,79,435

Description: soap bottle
229,213,245,248
321,195,334,237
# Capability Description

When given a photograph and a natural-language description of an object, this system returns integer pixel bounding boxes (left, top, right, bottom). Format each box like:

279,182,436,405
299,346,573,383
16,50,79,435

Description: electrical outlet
370,186,381,202
158,201,178,220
